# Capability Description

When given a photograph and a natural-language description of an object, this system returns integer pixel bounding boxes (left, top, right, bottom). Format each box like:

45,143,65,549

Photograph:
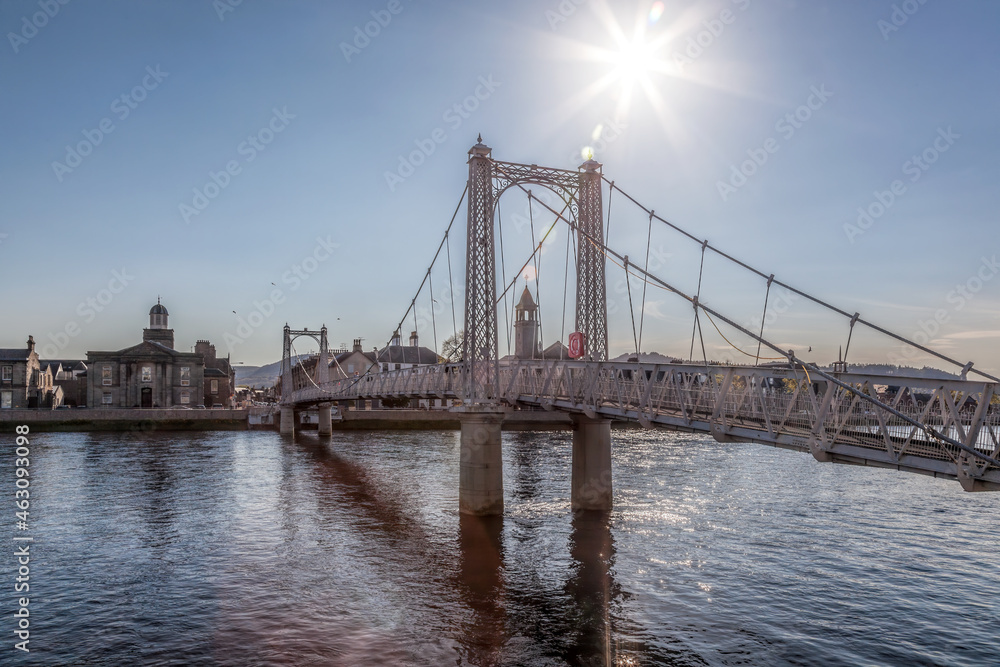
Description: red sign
568,332,586,359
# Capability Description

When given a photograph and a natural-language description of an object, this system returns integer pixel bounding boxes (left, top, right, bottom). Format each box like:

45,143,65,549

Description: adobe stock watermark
51,65,169,182
545,0,588,30
878,0,932,41
213,0,243,22
340,0,408,63
7,0,71,54
716,84,833,201
672,0,751,72
224,236,340,350
843,126,958,244
887,255,998,366
37,269,134,358
383,75,501,192
179,107,295,224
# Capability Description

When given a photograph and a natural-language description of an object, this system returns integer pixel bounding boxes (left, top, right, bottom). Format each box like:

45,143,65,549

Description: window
102,365,112,386
394,363,401,371
180,367,190,387
210,379,219,395
1,390,11,409
1,366,11,382
102,392,113,405
141,365,152,383
180,390,190,405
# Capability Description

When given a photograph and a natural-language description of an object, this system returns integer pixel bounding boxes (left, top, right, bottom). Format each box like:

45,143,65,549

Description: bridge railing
286,360,999,488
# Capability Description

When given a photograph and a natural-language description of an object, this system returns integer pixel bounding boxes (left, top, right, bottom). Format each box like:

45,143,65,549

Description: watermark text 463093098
13,425,33,653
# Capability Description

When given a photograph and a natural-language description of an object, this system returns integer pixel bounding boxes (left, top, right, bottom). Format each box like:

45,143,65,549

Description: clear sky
1,0,998,374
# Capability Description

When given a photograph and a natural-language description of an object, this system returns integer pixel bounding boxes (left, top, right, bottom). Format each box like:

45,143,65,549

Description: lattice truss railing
288,360,1000,491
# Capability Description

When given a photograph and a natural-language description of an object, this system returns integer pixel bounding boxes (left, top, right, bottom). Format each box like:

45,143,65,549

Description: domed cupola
143,298,175,349
149,299,169,329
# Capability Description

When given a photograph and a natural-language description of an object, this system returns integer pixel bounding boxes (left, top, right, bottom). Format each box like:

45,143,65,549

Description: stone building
376,330,440,370
86,301,207,408
41,360,87,407
195,340,236,408
0,336,51,408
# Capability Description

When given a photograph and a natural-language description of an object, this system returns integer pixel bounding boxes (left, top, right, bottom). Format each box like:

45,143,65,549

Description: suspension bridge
279,137,1000,515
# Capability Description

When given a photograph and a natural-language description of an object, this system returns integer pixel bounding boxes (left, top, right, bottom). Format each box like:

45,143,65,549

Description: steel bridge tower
459,138,611,515
279,324,330,436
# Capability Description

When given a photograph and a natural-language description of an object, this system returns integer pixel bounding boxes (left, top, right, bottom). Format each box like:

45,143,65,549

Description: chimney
26,336,35,354
353,338,362,353
409,330,418,347
391,330,401,346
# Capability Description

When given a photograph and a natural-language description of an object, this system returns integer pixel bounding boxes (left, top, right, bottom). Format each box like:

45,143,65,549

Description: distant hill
827,363,960,380
235,356,311,388
610,351,682,363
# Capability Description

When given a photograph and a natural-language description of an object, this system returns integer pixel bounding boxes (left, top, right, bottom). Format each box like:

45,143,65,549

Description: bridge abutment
317,402,332,436
279,406,295,435
571,415,613,511
457,407,505,516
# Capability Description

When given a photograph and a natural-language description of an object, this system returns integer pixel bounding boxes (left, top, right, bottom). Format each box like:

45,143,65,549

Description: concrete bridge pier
457,407,505,516
317,402,332,436
279,406,295,435
571,416,613,511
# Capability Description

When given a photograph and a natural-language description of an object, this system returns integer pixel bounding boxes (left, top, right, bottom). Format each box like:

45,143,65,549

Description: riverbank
0,408,247,432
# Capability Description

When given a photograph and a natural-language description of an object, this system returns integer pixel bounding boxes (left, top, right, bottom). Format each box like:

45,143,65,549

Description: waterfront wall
0,408,247,432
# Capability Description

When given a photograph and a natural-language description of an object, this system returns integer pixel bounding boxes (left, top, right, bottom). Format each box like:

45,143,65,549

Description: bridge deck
286,361,1000,491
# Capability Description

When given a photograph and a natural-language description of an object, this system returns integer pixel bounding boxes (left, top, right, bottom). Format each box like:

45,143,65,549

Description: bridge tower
458,136,505,515
576,158,607,362
279,324,330,436
458,138,612,515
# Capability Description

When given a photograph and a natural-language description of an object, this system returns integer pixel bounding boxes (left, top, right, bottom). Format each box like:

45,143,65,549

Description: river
2,428,998,665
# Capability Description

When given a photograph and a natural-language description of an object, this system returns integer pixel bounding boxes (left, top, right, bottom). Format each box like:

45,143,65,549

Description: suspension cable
527,191,544,356
428,269,438,357
602,177,997,383
498,199,511,356
560,212,571,360
624,256,639,355
445,231,458,339
504,175,1000,464
637,209,654,355
689,241,707,361
755,274,774,366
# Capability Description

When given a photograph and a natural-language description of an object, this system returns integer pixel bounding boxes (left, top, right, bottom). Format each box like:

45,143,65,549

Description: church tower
514,287,539,360
143,298,175,349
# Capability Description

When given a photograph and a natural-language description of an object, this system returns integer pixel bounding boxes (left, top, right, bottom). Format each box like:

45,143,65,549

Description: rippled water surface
3,428,998,666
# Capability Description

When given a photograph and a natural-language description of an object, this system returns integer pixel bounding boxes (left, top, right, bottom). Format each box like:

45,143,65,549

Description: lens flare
522,265,537,282
648,1,665,25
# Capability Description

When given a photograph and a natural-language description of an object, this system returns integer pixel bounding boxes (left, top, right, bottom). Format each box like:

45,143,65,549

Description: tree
441,330,464,362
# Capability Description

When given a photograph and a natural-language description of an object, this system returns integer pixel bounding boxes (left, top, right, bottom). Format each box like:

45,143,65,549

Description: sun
544,0,748,157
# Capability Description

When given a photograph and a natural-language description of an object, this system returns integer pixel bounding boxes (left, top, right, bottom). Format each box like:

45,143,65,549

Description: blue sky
1,0,998,374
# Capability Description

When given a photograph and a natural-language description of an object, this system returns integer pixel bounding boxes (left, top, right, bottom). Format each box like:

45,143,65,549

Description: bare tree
441,330,464,362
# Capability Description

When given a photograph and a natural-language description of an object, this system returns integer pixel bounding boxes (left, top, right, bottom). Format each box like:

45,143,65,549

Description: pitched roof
39,360,87,371
89,340,196,360
0,348,29,361
332,350,378,366
376,345,440,365
516,287,537,311
204,367,229,377
541,340,569,360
